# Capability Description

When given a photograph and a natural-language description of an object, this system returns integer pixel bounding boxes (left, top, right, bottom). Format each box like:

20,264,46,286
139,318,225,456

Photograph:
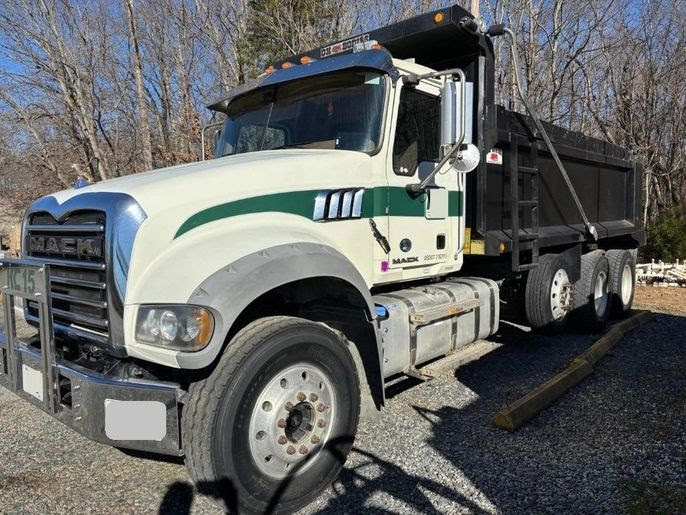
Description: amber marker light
300,55,313,64
434,12,445,24
371,43,382,50
264,65,274,74
282,61,293,69
195,309,214,349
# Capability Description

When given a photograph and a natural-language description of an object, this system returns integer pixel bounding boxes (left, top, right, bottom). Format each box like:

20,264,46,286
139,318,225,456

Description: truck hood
49,149,373,220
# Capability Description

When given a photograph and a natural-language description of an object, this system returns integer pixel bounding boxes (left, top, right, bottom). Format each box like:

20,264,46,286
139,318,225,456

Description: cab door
385,80,455,276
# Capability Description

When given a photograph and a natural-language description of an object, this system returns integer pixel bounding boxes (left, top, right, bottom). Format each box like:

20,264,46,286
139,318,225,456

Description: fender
178,242,382,371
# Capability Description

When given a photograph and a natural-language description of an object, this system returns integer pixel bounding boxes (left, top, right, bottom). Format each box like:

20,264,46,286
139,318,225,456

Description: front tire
183,316,360,514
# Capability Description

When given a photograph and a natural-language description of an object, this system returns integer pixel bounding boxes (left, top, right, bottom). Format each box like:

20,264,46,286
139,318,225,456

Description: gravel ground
1,312,685,514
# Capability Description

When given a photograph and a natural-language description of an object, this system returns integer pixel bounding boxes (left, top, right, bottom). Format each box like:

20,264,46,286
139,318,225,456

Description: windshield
215,70,386,157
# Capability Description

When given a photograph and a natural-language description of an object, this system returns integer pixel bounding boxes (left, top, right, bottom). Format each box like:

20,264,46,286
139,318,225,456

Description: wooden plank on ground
492,310,653,431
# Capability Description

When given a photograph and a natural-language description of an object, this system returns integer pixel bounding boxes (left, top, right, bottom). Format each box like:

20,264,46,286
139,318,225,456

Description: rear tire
606,249,635,316
572,250,612,331
183,316,360,514
525,253,574,331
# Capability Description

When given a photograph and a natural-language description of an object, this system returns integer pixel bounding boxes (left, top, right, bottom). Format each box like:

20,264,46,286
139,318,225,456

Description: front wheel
183,316,360,514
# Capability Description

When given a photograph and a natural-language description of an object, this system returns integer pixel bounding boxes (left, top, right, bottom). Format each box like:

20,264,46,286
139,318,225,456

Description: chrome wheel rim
550,269,573,320
621,263,633,305
248,363,335,479
594,271,609,317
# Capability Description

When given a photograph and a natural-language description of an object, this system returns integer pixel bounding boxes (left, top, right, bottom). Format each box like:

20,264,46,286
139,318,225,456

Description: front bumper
0,259,182,456
0,335,182,456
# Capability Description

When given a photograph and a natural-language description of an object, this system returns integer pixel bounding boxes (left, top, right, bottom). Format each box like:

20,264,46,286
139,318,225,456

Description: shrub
642,205,686,262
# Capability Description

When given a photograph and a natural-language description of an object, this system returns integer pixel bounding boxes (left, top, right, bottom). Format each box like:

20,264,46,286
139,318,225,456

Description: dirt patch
634,285,686,316
0,471,48,491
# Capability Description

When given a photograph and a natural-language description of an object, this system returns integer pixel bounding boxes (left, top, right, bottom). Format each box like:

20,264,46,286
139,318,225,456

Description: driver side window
392,87,441,176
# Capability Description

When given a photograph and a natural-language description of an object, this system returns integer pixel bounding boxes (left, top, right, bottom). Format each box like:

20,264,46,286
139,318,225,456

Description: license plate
0,264,44,298
22,364,44,401
105,400,167,441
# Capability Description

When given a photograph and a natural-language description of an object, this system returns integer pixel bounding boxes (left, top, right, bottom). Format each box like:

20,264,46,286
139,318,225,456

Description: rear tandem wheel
525,253,574,331
572,250,612,331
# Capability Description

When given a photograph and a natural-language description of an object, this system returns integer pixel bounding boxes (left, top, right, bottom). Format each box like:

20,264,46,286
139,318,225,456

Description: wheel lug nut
316,403,325,412
286,445,296,455
317,419,326,428
297,392,306,402
309,393,318,402
277,418,287,428
311,435,321,444
278,435,287,445
285,402,293,411
299,445,308,455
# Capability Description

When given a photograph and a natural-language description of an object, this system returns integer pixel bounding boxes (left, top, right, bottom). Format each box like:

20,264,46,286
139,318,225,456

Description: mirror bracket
406,182,424,197
401,74,420,87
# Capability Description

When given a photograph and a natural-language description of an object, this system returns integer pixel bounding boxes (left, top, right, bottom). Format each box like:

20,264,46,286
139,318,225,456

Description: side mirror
440,76,478,173
407,69,478,195
440,79,464,152
452,143,480,173
212,129,222,155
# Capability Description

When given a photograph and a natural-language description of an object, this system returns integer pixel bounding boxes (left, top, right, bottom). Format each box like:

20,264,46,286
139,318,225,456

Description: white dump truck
0,4,643,513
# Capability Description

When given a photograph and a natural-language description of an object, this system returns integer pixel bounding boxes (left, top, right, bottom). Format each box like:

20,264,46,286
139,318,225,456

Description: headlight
135,305,214,351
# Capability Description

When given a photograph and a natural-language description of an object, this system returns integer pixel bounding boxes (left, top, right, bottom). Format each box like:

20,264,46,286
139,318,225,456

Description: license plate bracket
1,259,55,413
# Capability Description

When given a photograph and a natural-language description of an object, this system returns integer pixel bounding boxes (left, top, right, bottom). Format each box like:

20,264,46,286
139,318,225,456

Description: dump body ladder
509,139,540,272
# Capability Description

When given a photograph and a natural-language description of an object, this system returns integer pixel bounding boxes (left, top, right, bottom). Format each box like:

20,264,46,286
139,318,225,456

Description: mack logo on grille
30,236,102,258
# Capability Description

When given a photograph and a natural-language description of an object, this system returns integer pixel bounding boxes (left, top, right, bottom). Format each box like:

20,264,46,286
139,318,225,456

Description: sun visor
206,49,397,113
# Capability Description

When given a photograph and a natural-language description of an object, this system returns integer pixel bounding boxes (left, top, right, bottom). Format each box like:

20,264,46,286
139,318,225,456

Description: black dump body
483,108,643,256
276,4,644,268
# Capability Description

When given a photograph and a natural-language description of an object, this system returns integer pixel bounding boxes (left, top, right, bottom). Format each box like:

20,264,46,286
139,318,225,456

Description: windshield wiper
258,100,275,150
268,143,311,150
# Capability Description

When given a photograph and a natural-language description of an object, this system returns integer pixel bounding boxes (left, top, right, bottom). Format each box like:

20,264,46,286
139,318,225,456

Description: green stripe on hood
175,187,463,238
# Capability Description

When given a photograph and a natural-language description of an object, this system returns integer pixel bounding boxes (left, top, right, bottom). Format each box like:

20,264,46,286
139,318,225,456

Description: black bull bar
0,259,182,456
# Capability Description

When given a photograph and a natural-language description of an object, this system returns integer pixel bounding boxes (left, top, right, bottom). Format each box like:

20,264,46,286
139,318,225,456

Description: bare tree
125,0,154,172
0,0,683,234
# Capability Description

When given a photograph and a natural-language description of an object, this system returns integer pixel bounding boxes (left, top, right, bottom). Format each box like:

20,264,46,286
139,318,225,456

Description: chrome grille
25,211,109,340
